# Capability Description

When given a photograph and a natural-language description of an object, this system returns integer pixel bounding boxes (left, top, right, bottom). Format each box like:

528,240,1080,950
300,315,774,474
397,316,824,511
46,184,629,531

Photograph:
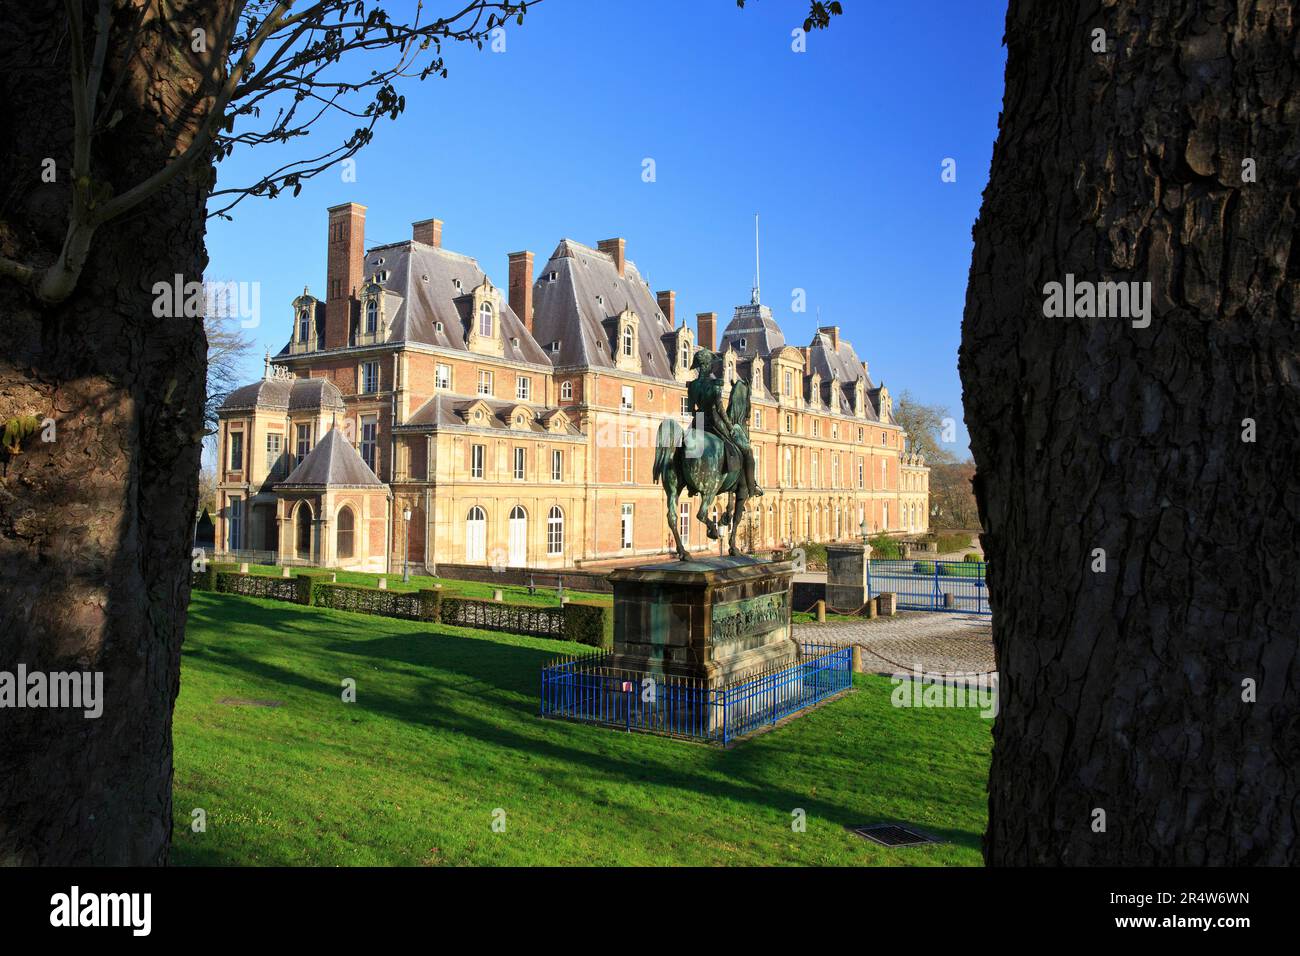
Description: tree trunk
962,0,1300,864
0,2,220,864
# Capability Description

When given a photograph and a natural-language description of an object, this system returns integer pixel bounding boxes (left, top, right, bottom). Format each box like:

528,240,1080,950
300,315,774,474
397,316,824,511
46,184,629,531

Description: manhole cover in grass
218,697,283,708
847,823,940,847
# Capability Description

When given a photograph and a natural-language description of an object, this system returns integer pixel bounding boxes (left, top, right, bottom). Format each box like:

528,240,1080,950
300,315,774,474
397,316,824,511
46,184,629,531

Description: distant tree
197,462,219,517
928,461,978,531
894,390,957,466
204,312,255,436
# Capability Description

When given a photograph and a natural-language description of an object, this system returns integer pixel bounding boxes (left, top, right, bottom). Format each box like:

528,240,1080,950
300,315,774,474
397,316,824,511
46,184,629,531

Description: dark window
336,507,355,559
229,431,243,471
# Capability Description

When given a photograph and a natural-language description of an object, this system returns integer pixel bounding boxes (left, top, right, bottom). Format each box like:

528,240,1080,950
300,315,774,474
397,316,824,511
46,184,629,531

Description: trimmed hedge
911,560,986,578
563,602,613,649
191,562,236,592
312,582,424,620
196,568,607,647
938,563,985,578
216,571,299,602
963,553,982,563
439,597,564,638
418,589,442,622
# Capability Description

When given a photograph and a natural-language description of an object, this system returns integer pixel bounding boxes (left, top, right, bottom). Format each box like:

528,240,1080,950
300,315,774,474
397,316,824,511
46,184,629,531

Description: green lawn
228,562,610,606
173,592,991,866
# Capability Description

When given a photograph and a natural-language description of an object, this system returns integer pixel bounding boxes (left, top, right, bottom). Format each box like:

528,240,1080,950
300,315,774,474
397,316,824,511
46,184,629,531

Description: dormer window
454,278,463,291
365,298,378,335
297,309,311,344
622,324,634,357
478,301,494,338
738,337,747,351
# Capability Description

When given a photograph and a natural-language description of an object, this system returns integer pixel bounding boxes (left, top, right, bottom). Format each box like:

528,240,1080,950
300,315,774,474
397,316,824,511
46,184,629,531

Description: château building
214,203,928,572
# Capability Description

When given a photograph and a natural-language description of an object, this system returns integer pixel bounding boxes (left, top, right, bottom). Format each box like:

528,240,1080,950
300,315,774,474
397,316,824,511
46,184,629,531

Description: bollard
943,592,956,609
851,645,864,674
239,562,249,574
865,599,878,619
493,588,503,602
378,577,387,590
330,572,337,582
815,600,826,623
281,566,292,578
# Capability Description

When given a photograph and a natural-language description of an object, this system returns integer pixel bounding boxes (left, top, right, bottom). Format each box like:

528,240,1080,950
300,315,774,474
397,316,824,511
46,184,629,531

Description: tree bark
962,0,1300,864
0,1,221,864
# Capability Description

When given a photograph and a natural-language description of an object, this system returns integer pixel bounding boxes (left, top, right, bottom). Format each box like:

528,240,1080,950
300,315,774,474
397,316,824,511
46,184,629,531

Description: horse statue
653,349,761,560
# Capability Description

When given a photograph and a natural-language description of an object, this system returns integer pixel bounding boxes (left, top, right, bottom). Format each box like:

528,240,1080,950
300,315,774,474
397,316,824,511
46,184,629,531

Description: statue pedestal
607,555,799,686
825,543,870,612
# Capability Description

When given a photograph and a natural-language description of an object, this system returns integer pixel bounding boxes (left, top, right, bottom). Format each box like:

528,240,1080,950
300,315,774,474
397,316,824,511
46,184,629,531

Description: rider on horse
687,349,763,499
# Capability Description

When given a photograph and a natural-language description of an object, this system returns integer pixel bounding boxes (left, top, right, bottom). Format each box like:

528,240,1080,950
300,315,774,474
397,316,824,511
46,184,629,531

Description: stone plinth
825,543,870,612
607,555,799,685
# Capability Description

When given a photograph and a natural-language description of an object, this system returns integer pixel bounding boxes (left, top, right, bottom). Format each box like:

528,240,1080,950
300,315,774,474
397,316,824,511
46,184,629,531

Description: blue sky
205,0,1008,458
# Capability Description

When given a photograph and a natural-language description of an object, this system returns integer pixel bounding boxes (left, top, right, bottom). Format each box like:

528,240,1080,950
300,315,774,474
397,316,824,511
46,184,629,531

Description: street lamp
402,505,412,583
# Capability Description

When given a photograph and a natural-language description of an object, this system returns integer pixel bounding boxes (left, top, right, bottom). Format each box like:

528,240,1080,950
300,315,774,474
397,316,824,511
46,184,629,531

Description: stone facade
214,203,929,573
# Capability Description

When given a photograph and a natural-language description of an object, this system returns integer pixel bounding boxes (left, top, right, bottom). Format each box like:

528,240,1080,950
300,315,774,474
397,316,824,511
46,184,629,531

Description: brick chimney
697,312,717,352
818,325,840,351
597,238,626,277
412,218,442,248
326,202,366,349
508,250,534,334
656,290,676,327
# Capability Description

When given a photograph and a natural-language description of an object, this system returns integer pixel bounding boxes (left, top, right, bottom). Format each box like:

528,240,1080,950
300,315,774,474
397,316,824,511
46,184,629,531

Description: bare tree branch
9,1,536,305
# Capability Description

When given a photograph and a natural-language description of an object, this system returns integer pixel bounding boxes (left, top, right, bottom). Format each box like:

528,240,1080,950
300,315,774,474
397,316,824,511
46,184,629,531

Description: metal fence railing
539,642,852,743
867,559,990,615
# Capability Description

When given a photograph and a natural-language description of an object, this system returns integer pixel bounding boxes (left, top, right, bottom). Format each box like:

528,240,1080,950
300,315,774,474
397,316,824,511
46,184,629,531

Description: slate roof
277,240,553,368
277,428,384,487
719,303,786,358
530,239,676,379
220,375,346,412
400,393,581,435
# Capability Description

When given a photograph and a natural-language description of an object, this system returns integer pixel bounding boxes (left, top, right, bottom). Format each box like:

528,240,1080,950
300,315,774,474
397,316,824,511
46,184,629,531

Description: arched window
561,380,573,401
466,506,487,563
295,503,313,561
478,301,494,338
298,309,311,344
336,506,355,560
365,298,378,334
622,323,634,357
546,506,564,556
508,506,527,567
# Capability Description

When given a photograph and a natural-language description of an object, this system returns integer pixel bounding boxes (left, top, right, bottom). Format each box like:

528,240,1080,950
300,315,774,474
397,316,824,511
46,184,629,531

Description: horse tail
653,417,682,483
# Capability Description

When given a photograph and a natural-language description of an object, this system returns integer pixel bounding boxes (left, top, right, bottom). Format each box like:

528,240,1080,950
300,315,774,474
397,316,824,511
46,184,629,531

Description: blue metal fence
867,559,990,614
539,643,853,743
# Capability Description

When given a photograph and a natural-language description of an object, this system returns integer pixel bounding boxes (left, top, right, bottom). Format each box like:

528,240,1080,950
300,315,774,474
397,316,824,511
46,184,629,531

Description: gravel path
794,612,995,678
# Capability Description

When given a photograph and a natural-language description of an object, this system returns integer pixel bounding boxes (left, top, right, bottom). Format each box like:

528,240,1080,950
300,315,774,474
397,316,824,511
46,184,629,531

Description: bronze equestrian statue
653,349,762,559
